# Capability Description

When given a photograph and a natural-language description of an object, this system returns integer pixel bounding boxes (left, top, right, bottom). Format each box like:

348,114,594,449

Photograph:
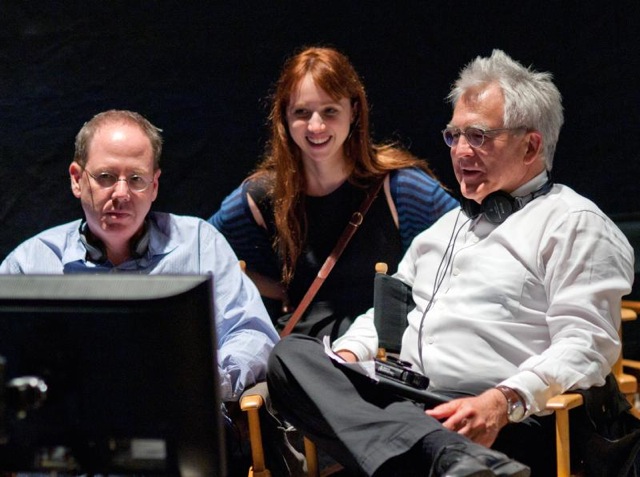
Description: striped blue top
209,167,458,280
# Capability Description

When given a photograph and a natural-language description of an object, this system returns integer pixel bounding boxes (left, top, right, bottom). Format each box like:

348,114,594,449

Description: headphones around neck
78,220,150,263
460,180,553,224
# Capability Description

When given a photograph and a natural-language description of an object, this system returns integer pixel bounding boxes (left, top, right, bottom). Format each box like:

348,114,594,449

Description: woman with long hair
210,46,457,339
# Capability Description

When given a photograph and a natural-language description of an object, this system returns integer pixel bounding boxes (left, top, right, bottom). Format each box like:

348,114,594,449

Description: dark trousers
267,335,556,476
493,411,556,475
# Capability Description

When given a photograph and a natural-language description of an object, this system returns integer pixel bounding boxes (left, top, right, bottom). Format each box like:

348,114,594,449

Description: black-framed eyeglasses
441,126,526,148
84,170,153,192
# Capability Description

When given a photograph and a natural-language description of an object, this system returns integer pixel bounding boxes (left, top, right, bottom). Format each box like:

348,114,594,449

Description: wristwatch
495,385,526,423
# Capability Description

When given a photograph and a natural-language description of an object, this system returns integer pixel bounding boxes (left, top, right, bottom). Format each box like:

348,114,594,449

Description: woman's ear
351,100,359,124
69,161,83,198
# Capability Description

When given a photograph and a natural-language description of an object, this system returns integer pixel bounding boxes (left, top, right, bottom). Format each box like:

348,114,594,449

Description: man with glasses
265,50,634,476
0,109,279,406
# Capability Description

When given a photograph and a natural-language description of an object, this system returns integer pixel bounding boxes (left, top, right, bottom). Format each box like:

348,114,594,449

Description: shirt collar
62,213,179,268
511,171,550,198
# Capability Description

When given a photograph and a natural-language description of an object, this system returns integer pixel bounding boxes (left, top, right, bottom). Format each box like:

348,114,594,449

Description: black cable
417,210,472,371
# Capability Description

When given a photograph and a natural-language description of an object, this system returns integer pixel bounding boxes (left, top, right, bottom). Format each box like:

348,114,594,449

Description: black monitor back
0,274,225,476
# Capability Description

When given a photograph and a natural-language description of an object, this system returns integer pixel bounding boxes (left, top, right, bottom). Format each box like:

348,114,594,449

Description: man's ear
69,161,83,198
151,168,161,202
523,131,542,165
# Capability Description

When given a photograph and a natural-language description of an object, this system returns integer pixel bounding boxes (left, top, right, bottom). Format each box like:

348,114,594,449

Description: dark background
1,1,639,268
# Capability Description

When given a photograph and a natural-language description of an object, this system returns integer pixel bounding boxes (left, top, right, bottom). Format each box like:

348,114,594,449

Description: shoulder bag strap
280,176,386,337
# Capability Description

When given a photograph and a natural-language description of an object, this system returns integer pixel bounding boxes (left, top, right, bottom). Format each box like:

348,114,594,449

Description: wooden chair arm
623,358,640,378
545,393,584,411
546,393,584,477
240,382,270,410
623,358,640,370
240,382,271,477
621,360,640,419
241,393,265,411
622,300,640,314
617,372,638,396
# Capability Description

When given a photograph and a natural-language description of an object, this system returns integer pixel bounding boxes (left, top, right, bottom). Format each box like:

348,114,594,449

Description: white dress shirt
334,173,634,416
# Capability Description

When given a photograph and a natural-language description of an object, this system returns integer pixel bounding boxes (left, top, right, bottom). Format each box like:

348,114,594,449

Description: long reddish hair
254,46,437,284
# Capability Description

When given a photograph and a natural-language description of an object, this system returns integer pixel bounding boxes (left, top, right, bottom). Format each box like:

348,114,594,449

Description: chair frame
240,382,319,477
239,260,320,477
622,300,640,419
546,304,638,477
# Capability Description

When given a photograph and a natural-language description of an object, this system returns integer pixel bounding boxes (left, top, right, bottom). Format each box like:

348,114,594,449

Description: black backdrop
1,1,639,261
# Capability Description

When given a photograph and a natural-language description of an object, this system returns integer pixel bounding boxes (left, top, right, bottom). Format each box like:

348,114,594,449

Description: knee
268,335,319,367
266,335,321,393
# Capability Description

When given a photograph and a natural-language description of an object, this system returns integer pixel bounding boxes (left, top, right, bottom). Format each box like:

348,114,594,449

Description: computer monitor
0,274,225,476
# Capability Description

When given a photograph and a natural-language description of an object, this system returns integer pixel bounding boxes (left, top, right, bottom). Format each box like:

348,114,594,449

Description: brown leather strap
280,176,386,337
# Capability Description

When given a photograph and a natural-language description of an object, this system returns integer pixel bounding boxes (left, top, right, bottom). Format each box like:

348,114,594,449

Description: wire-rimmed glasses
84,170,153,192
442,126,526,148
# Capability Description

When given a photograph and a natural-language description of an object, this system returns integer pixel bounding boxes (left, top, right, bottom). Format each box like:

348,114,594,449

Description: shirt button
453,268,460,276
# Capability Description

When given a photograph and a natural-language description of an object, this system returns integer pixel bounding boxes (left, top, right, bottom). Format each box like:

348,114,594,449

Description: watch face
509,401,525,422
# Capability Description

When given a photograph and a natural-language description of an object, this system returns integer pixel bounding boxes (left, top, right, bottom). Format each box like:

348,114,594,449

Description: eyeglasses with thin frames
442,126,526,148
84,170,153,193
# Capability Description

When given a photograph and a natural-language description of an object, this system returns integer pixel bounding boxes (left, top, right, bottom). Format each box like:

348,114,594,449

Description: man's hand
425,388,509,447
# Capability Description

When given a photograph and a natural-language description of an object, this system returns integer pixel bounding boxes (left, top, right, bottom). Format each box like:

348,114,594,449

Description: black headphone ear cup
482,191,516,224
78,222,107,262
460,197,481,219
131,227,150,259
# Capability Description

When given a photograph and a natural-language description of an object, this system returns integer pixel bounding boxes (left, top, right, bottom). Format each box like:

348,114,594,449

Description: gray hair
74,110,163,169
447,49,563,170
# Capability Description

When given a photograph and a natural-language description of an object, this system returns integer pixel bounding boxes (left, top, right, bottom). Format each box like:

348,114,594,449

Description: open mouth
460,164,485,177
306,136,331,146
462,168,483,177
105,211,130,220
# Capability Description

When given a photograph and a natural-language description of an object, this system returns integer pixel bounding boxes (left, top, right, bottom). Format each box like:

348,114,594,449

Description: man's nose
111,179,131,199
454,134,474,156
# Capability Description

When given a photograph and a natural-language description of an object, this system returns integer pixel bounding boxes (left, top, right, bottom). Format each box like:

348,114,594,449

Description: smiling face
449,83,543,203
286,73,353,170
69,120,160,254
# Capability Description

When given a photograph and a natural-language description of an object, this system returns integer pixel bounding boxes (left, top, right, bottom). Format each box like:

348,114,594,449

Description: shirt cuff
500,370,556,416
219,366,234,402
